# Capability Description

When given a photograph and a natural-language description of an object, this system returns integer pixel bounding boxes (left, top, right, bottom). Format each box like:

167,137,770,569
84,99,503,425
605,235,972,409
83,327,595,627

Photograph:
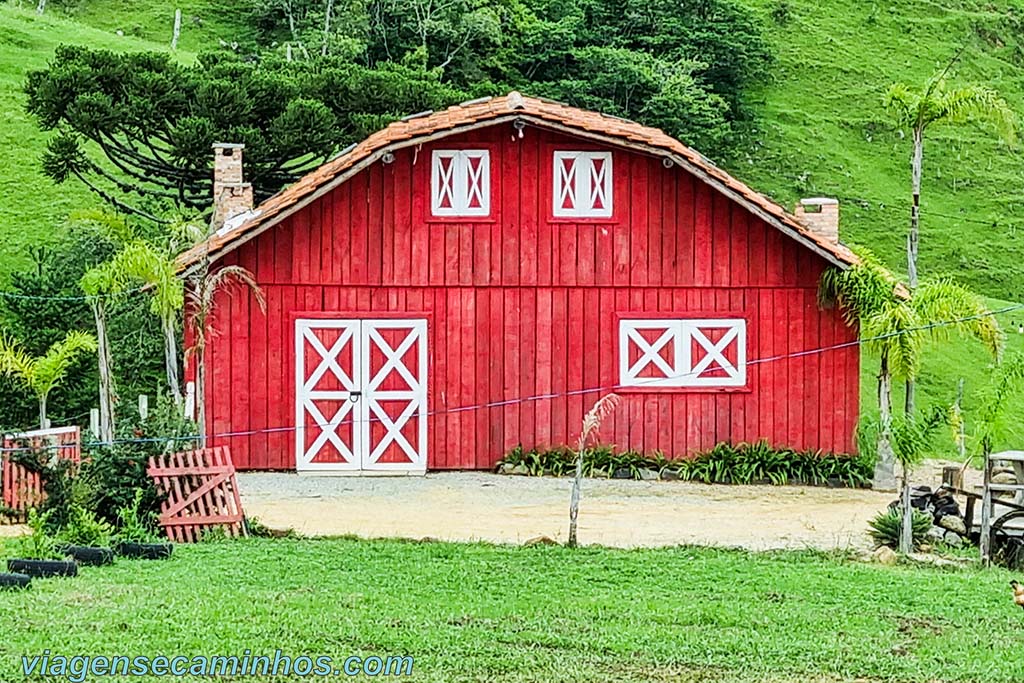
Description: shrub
58,504,114,547
77,445,163,529
115,489,162,544
12,508,60,560
868,508,931,549
498,440,873,488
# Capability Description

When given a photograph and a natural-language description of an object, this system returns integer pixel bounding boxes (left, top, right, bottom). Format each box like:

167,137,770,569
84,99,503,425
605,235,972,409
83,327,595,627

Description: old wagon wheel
990,510,1024,570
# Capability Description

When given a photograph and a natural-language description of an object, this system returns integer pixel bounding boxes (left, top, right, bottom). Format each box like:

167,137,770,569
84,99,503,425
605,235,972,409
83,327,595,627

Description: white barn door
296,318,427,474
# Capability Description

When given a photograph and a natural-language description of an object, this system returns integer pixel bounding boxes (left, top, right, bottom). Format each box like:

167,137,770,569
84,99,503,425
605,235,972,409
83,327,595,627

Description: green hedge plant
498,440,873,488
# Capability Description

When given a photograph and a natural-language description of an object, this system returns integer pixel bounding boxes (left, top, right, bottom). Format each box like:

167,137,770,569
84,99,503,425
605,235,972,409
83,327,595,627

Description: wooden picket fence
1,426,81,524
147,446,247,542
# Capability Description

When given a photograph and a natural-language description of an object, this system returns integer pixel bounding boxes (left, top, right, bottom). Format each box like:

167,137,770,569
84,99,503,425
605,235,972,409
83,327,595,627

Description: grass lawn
1,537,1022,682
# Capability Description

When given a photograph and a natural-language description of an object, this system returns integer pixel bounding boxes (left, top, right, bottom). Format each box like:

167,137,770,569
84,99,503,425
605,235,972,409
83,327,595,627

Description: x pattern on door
296,319,427,472
619,318,747,388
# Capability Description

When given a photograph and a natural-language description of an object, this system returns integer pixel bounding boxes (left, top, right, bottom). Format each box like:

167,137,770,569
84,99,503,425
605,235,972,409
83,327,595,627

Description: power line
0,287,146,302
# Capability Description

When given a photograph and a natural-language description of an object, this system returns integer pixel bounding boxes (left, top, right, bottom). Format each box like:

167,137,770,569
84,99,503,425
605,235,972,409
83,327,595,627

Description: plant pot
7,559,78,578
62,546,115,566
115,541,173,560
0,572,31,589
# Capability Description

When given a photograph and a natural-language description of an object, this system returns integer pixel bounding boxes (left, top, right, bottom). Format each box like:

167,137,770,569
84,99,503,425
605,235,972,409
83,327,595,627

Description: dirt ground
237,470,902,550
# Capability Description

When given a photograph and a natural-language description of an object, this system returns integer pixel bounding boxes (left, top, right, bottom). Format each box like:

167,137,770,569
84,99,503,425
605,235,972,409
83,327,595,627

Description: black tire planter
0,572,31,589
63,546,115,566
115,542,173,560
7,559,78,578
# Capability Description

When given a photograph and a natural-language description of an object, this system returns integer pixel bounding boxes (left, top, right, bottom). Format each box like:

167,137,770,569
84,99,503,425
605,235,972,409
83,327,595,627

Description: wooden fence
147,446,246,542
1,426,81,524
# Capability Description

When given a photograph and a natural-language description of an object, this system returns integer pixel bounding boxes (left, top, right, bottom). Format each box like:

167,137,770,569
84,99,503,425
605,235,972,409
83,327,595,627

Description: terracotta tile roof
177,91,858,271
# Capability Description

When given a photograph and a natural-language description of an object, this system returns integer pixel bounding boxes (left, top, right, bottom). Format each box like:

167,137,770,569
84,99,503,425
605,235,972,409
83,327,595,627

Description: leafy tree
885,71,1015,416
26,0,769,216
25,48,464,219
0,330,97,429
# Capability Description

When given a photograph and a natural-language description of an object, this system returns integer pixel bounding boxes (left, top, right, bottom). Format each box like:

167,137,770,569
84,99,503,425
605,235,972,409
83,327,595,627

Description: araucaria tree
24,48,463,219
884,73,1014,415
0,330,97,429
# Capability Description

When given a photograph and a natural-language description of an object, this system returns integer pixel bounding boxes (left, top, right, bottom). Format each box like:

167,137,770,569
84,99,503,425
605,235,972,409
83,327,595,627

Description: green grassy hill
734,0,1024,452
1,0,1022,454
0,5,179,274
737,0,1024,300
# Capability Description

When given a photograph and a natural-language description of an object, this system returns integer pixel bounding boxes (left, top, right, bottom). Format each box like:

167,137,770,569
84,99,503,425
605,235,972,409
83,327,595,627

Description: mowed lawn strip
0,538,1021,682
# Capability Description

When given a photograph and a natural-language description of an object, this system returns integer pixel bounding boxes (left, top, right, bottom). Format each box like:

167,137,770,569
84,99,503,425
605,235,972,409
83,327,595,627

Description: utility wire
0,287,146,302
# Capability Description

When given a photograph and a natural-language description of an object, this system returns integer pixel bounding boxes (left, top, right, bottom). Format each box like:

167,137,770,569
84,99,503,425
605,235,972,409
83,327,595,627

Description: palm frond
974,352,1024,454
912,277,1004,360
863,301,922,381
818,248,898,324
201,265,267,314
31,330,97,398
936,85,1016,143
0,332,35,388
185,265,266,356
106,241,184,319
884,82,918,127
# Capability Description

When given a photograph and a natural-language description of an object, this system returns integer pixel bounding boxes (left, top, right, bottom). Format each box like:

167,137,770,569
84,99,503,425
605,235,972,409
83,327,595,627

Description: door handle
350,391,362,403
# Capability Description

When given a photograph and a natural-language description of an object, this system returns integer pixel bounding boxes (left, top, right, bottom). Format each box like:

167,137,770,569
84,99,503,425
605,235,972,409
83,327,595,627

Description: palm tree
186,266,266,443
822,256,1003,552
820,252,901,490
96,241,185,405
73,208,139,443
79,268,119,443
0,330,97,429
885,72,1015,415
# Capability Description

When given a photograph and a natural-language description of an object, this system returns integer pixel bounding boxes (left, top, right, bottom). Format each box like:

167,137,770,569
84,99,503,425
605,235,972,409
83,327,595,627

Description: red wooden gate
147,446,247,542
1,426,81,524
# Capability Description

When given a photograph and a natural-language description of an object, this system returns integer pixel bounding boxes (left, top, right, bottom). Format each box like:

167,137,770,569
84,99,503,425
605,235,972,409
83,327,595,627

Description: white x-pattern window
431,149,490,217
553,151,613,218
619,319,747,388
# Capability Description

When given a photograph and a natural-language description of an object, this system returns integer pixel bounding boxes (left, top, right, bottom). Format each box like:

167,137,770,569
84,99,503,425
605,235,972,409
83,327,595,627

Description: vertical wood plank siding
204,126,858,470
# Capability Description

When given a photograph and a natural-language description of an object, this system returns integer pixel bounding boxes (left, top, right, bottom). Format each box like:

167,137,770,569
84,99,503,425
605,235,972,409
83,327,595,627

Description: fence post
138,394,149,421
171,9,182,50
89,409,100,439
184,382,195,421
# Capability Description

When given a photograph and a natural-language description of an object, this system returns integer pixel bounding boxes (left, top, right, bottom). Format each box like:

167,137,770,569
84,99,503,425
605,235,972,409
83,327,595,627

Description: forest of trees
25,0,770,219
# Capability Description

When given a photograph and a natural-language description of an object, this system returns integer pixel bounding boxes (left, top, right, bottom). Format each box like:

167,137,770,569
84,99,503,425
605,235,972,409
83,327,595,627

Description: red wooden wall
195,125,859,470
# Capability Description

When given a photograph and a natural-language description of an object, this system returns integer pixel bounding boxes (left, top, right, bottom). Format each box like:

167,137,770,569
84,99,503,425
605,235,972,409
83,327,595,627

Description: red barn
178,92,860,474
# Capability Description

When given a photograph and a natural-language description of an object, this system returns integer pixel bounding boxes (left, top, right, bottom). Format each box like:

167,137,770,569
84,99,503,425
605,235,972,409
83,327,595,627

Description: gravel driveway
237,471,894,550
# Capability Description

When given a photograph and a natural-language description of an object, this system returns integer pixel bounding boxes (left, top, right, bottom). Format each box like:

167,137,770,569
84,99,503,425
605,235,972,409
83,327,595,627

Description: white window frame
431,149,491,217
619,318,747,388
553,151,613,218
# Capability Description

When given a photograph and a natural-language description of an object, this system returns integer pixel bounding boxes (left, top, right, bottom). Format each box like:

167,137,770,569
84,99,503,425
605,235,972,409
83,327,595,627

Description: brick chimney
794,197,839,243
212,143,253,228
